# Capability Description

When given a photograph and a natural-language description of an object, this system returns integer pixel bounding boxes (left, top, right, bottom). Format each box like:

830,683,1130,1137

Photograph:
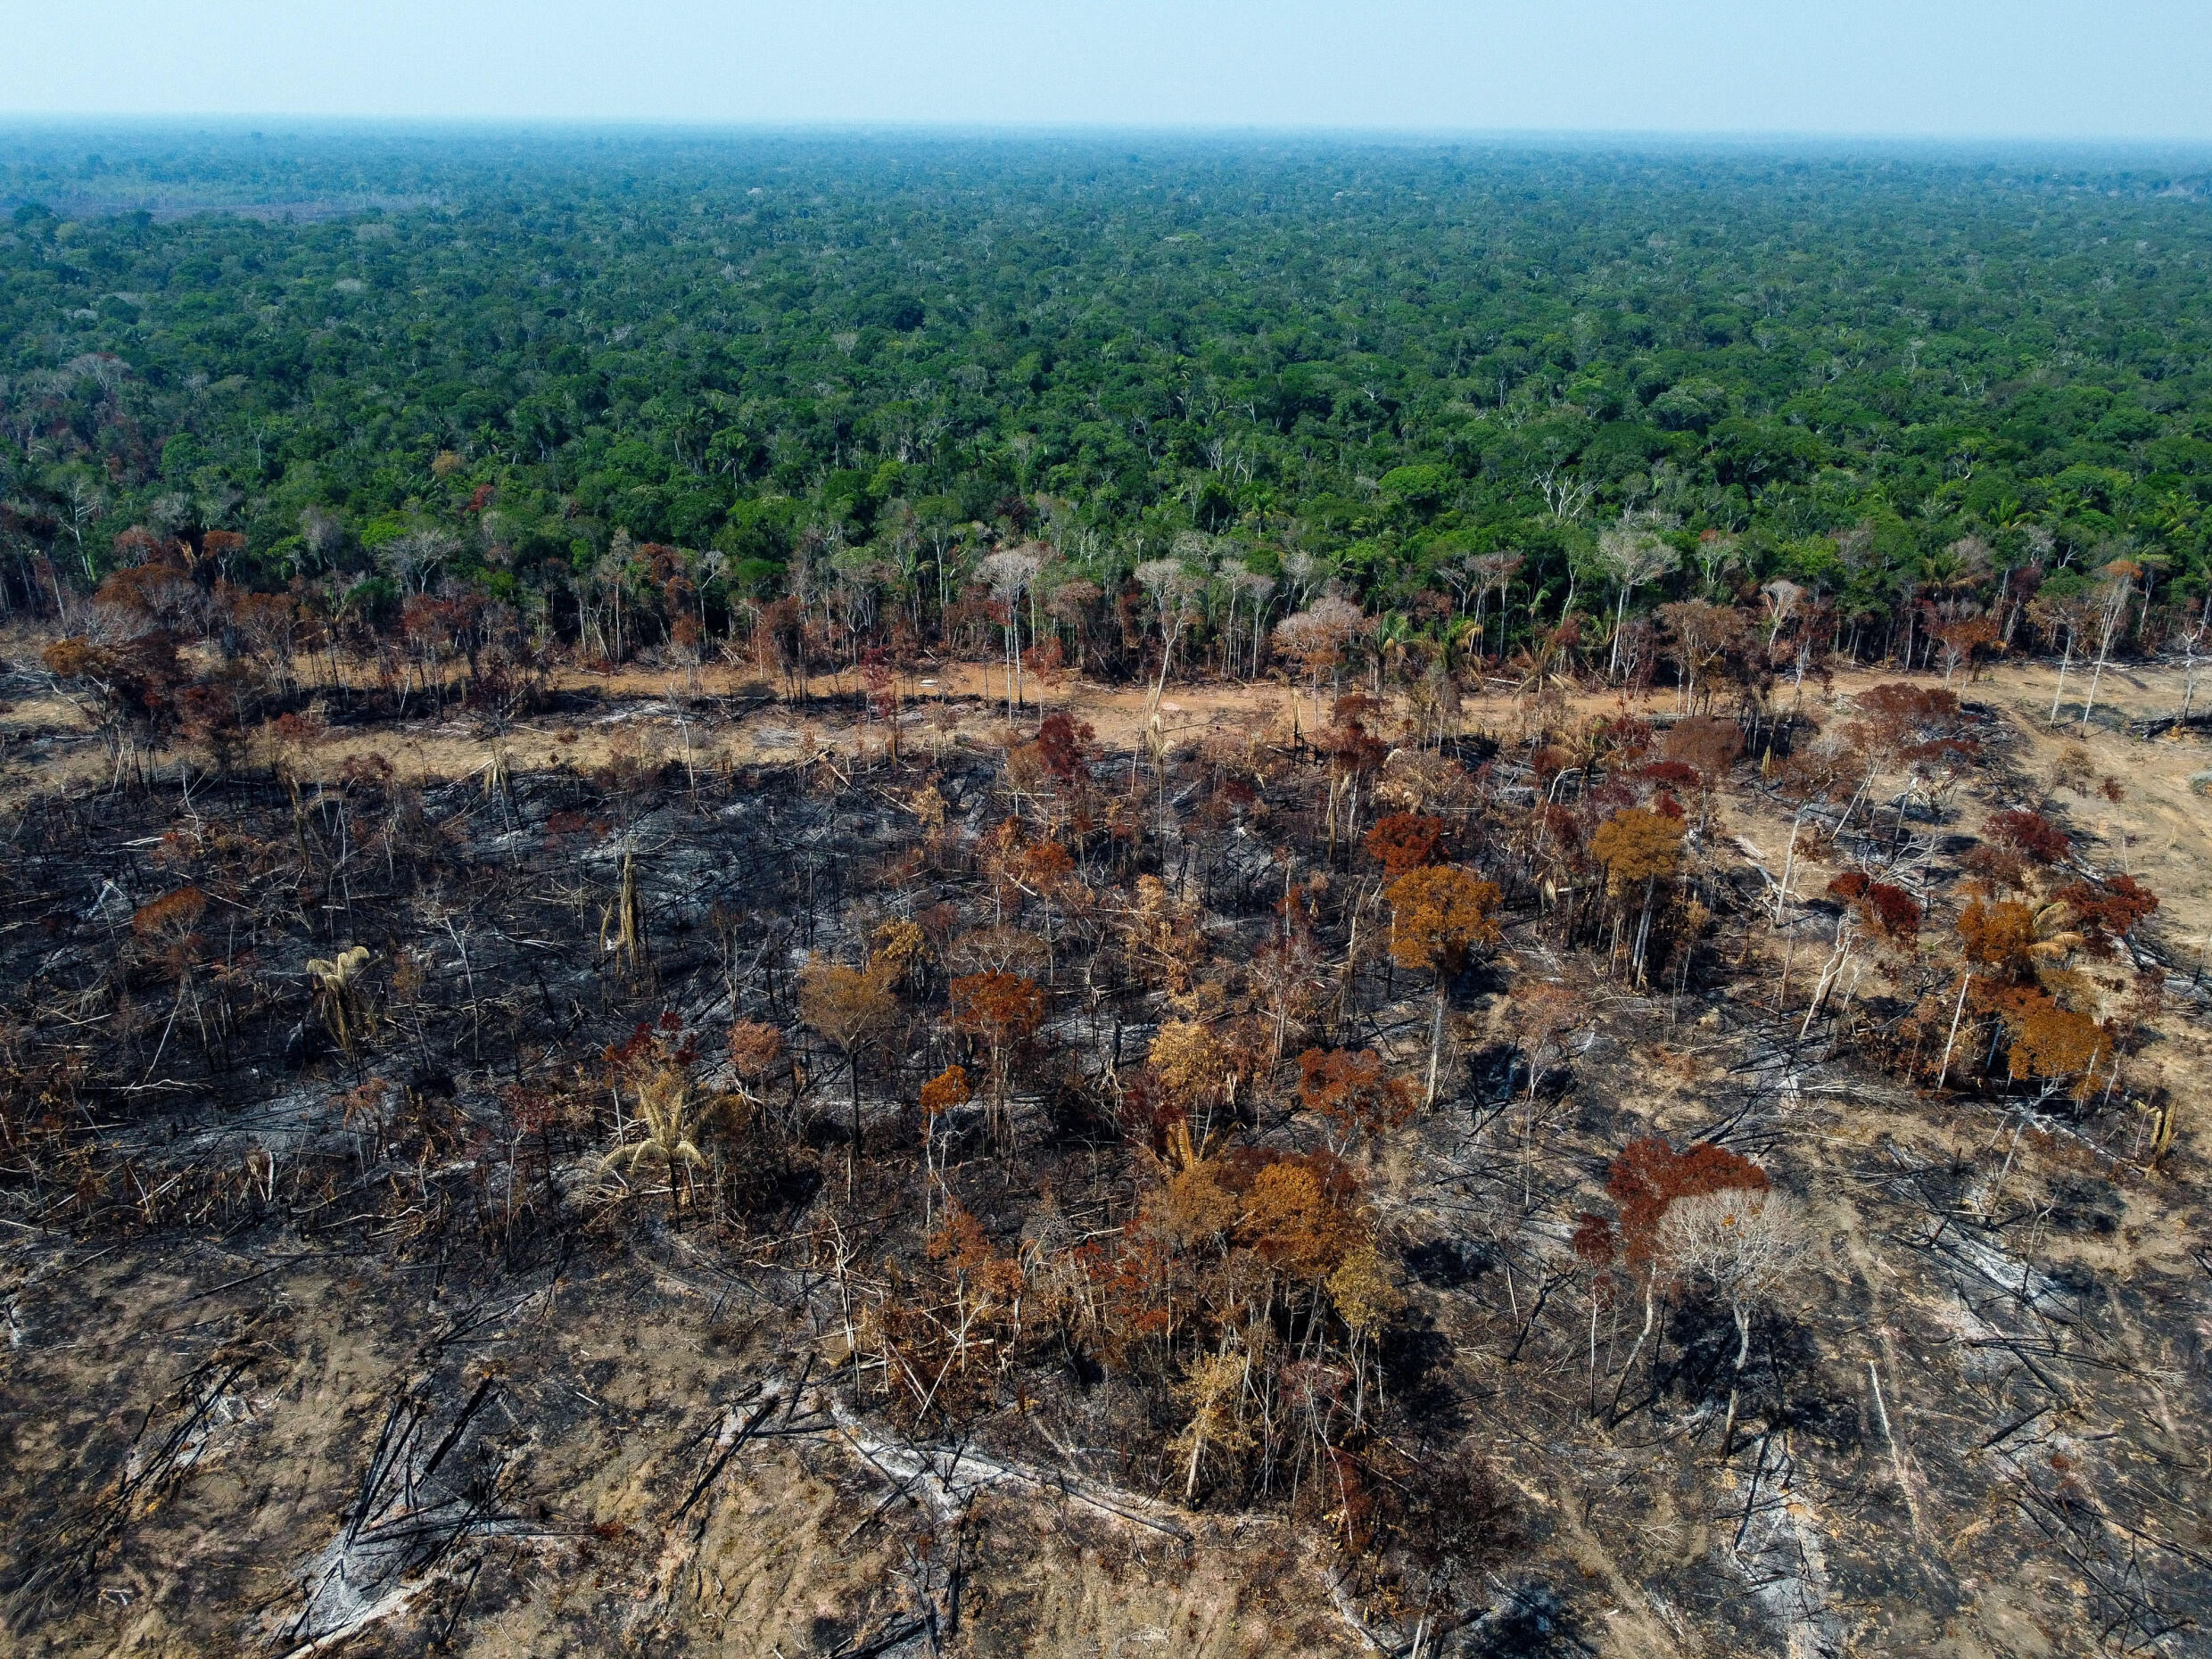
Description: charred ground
2,656,2210,1659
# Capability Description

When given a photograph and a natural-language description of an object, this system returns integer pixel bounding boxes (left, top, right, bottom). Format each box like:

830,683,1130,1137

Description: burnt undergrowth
0,682,2208,1655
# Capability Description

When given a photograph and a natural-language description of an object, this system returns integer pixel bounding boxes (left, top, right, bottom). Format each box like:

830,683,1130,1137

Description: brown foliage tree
1988,809,2071,866
798,957,899,1195
918,1062,972,1221
1659,714,1743,830
1385,864,1502,1107
1295,1046,1415,1150
948,970,1047,1144
1605,1136,1771,1267
1385,865,1503,977
1316,693,1391,853
1507,978,1581,1107
1364,812,1444,877
1842,682,1978,835
130,885,207,946
1930,612,2001,686
1655,599,1745,712
1122,874,1207,994
728,1019,786,1098
43,631,189,759
2054,874,2158,957
1591,1136,1773,1420
1958,897,2040,979
1826,871,1919,946
872,1200,1027,1426
1589,806,1686,982
1033,712,1095,783
2002,993,2112,1099
1589,805,1686,889
1147,1019,1232,1120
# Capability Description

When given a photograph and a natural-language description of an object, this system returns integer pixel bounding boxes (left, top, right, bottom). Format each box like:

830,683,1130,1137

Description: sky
4,0,2211,142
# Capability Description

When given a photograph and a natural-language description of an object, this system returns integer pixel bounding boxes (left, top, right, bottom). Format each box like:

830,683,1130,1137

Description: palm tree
1442,615,1485,675
600,1069,708,1203
306,945,373,1058
1371,610,1416,694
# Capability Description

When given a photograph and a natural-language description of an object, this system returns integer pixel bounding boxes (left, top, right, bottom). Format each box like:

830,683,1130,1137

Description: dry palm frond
479,745,515,828
1155,1116,1227,1175
2026,901,2085,960
306,944,371,988
600,851,649,978
306,945,373,1056
600,1069,706,1194
869,918,928,979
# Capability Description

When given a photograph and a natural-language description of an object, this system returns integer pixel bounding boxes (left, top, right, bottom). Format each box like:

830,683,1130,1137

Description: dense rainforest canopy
4,127,2211,678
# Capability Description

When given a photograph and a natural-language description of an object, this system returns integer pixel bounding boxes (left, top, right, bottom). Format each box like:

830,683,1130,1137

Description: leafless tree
2176,587,2210,722
379,530,458,598
1595,514,1681,679
2078,550,2142,730
1659,1187,1804,1452
979,545,1044,715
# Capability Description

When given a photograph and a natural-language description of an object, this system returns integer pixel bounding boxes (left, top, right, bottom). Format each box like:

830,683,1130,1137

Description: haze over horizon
6,0,2212,144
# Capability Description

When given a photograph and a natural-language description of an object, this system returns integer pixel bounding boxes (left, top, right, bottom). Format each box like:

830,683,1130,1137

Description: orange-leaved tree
1295,1046,1415,1152
948,971,1047,1148
798,956,900,1198
1950,896,2114,1097
1930,612,2001,687
1363,811,1444,877
1958,896,2046,978
1386,864,1503,1108
1148,1019,1261,1148
1589,805,1685,985
2006,1000,2111,1101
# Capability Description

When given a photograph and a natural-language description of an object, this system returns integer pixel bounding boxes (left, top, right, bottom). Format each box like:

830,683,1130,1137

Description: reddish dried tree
1387,865,1504,1107
948,971,1048,1146
1363,812,1445,877
1295,1046,1415,1151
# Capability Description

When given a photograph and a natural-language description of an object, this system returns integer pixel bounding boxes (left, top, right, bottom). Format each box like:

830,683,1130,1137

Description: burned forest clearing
1,641,2209,1659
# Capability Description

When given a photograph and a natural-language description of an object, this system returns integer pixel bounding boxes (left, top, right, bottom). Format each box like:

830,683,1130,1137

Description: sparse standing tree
2079,554,2143,730
799,956,900,1199
1659,1186,1803,1455
2176,587,2210,723
1595,514,1681,680
1589,807,1686,986
979,544,1044,717
1385,865,1502,1109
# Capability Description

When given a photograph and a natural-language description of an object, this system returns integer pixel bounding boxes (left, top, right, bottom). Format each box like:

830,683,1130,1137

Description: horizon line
5,116,2212,154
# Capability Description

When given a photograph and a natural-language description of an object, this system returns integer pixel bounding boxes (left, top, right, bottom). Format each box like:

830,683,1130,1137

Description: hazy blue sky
6,0,2210,140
